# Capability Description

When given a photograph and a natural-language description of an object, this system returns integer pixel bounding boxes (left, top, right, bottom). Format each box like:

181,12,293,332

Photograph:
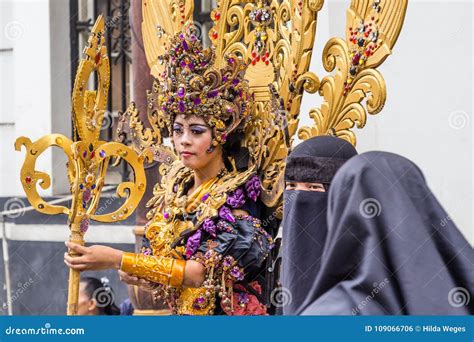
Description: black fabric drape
281,136,357,314
299,151,474,315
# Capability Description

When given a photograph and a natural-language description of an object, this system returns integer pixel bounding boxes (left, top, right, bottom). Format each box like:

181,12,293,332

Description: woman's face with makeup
172,114,221,170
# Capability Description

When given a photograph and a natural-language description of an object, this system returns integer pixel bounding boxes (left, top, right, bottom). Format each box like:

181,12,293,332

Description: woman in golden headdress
64,28,274,315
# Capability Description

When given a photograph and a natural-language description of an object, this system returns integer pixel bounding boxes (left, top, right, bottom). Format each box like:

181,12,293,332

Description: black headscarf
299,151,474,315
281,136,358,315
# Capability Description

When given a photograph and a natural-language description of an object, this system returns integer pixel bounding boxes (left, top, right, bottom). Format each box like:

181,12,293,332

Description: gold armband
120,253,186,288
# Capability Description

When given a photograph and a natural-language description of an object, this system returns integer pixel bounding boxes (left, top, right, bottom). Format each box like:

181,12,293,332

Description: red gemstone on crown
352,53,361,65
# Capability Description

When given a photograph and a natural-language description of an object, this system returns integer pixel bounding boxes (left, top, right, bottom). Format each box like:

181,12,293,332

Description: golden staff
14,16,151,315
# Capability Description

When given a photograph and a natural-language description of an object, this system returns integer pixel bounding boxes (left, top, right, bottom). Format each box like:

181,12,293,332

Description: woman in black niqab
281,136,358,315
299,151,474,315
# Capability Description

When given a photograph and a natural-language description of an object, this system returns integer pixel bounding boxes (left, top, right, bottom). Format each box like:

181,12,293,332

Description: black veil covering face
299,151,474,315
281,136,358,315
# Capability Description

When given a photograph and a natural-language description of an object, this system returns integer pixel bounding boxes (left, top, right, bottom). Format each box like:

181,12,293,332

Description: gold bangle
120,253,185,287
170,258,186,287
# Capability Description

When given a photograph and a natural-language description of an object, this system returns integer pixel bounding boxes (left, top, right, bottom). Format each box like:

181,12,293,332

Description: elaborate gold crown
121,0,408,209
153,26,252,147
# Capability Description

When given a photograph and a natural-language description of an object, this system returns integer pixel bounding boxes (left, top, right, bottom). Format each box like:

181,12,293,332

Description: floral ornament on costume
218,206,236,223
202,218,217,238
226,188,246,208
245,175,261,202
154,25,253,149
185,229,202,259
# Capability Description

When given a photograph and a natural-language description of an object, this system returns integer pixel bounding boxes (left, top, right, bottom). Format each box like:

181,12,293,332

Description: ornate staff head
14,16,151,315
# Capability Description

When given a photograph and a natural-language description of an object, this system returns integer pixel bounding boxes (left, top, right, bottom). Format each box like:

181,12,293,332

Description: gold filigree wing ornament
116,101,177,166
117,0,195,164
298,0,408,145
209,0,324,207
142,0,194,78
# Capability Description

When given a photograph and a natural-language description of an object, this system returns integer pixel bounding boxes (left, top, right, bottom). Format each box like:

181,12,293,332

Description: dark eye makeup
191,127,207,135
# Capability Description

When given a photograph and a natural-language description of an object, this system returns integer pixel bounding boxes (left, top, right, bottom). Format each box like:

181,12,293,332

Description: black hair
81,277,120,315
222,127,249,172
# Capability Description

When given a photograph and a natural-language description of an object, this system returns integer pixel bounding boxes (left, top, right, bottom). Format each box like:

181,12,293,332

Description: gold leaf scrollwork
299,0,408,145
210,0,324,207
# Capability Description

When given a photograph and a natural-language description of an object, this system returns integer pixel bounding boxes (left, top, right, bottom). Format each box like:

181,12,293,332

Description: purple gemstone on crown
193,97,201,105
177,87,186,98
99,150,106,158
207,90,218,98
222,76,228,82
228,57,235,64
232,79,239,85
178,101,186,112
164,212,170,220
180,60,187,68
182,41,189,51
188,62,195,70
201,193,210,202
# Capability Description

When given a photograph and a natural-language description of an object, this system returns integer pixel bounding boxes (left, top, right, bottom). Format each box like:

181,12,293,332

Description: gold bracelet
120,253,186,287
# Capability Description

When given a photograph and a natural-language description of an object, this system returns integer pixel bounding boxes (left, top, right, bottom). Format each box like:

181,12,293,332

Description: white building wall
299,0,473,243
1,0,53,197
0,0,71,197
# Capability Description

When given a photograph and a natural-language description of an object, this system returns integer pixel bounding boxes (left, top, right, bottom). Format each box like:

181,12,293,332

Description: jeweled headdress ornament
120,0,408,209
154,26,253,148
